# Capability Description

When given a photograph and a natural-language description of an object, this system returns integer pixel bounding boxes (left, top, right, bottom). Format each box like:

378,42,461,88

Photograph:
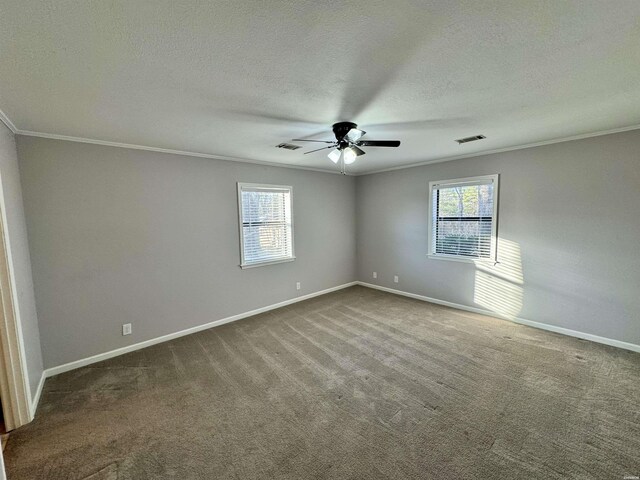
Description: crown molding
3,106,640,176
0,108,17,134
357,123,640,176
16,130,348,175
1,106,347,175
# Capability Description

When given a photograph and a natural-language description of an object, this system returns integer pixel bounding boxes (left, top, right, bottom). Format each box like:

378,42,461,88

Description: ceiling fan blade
304,145,336,155
345,128,366,143
357,140,401,147
351,146,366,156
292,139,335,144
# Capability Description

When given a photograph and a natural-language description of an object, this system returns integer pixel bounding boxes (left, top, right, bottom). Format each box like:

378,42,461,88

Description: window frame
237,182,296,269
427,174,499,263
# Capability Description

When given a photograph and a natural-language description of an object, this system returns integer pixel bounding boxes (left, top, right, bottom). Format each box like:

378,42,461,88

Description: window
428,175,499,261
237,183,294,268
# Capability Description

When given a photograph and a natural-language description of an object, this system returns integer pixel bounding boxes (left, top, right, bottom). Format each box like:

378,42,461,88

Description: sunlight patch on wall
473,238,524,319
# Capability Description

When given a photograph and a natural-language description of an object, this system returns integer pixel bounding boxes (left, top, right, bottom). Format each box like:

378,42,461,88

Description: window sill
240,257,296,269
427,254,495,265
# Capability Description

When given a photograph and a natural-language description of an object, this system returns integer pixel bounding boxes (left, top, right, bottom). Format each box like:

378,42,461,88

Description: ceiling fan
292,122,400,173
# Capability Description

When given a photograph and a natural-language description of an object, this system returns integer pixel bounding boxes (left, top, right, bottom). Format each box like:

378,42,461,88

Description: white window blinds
238,183,294,268
429,175,499,260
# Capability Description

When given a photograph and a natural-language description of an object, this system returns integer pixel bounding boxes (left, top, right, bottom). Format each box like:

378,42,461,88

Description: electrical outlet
122,323,132,336
373,272,377,279
296,282,301,291
394,275,399,283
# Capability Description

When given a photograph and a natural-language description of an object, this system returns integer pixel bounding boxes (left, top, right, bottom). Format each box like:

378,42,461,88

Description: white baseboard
33,279,639,417
43,282,357,379
30,371,46,419
357,282,640,353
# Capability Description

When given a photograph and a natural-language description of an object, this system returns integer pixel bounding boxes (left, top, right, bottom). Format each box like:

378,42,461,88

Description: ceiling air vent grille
456,135,486,144
276,143,302,151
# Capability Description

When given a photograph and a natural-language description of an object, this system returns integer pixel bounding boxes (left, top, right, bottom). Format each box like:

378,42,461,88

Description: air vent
455,135,486,144
276,143,302,151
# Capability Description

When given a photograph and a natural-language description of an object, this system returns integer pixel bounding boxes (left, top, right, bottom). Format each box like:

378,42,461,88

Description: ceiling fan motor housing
332,122,358,142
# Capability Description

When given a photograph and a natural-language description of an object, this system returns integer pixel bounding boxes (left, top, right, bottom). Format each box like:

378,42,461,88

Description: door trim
0,187,32,430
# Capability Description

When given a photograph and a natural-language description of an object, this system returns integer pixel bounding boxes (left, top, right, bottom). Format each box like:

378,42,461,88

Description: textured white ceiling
2,1,640,174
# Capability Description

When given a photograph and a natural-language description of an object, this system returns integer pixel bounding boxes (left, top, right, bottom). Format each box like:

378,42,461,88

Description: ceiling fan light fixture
345,128,365,143
343,147,357,164
328,149,341,164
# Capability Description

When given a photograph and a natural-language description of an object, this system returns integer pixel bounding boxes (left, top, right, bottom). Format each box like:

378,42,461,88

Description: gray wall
0,123,43,400
17,137,356,369
15,128,640,371
356,129,640,346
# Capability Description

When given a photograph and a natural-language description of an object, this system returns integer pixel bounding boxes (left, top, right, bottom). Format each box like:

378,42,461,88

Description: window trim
427,174,499,263
237,182,296,269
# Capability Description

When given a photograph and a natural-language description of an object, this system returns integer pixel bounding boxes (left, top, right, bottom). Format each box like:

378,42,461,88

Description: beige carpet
5,286,640,479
